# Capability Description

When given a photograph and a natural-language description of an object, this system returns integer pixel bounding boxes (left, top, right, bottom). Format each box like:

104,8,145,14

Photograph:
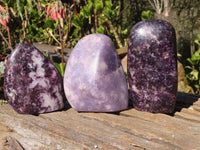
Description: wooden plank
175,108,200,123
120,109,200,149
1,136,24,150
0,93,200,150
116,46,128,56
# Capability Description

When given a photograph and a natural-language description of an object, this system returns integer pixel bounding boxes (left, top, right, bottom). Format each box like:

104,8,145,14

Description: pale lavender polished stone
64,33,128,112
128,19,177,114
4,44,64,114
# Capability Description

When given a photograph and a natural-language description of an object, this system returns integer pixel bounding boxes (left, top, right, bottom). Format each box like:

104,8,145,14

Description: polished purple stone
128,19,177,113
64,33,128,112
4,44,64,114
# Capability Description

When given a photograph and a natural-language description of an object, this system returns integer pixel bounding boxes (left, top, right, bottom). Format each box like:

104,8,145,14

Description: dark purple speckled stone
4,44,64,114
64,33,128,112
128,19,177,114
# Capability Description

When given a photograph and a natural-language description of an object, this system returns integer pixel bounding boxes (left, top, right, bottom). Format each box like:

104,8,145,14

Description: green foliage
124,72,128,82
96,26,105,34
0,0,60,46
186,34,200,93
195,34,200,46
70,0,128,48
0,62,5,75
54,62,66,78
95,0,103,11
103,0,115,19
72,15,84,29
3,0,48,43
1,100,8,105
141,10,153,21
0,0,148,50
44,19,56,29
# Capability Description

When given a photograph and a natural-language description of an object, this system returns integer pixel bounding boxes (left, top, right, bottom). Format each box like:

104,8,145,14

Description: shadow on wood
176,92,200,112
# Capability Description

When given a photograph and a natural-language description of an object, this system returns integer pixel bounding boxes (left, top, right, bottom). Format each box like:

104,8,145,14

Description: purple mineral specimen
128,19,177,114
64,33,128,112
4,44,64,114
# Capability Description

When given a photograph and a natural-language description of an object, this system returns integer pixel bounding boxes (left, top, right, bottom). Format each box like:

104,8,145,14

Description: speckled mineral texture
4,44,64,114
64,33,128,112
128,19,177,114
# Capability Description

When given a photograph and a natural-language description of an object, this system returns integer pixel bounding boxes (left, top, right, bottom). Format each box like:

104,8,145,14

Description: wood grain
0,92,200,150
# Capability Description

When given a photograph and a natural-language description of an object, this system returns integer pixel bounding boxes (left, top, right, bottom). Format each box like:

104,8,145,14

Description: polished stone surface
128,19,177,113
4,44,64,114
64,33,128,112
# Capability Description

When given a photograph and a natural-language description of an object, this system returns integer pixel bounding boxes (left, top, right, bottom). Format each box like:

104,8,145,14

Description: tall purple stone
64,33,128,112
128,19,177,114
4,44,64,114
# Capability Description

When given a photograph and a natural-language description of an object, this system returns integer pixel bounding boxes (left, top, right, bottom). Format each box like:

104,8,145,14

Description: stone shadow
174,92,200,112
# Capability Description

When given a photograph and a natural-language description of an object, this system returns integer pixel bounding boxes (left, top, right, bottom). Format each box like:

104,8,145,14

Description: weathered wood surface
32,43,127,64
0,92,200,150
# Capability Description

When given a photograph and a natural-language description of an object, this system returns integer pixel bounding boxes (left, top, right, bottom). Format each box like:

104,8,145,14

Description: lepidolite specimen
64,33,128,112
4,44,64,114
128,19,177,113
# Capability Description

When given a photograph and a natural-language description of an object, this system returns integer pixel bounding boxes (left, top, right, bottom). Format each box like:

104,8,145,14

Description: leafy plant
0,61,6,105
0,0,47,49
0,3,12,51
71,0,128,48
186,34,200,93
1,100,7,105
0,61,5,75
46,1,66,76
195,34,200,46
54,62,66,77
141,10,153,20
